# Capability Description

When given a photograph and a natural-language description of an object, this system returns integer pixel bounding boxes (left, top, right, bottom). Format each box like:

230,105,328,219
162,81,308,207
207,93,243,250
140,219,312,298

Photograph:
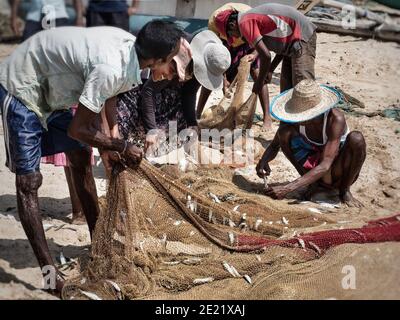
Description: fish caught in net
61,160,400,300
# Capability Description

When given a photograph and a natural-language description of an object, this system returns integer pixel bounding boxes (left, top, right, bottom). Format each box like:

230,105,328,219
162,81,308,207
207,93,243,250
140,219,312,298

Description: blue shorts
0,85,85,175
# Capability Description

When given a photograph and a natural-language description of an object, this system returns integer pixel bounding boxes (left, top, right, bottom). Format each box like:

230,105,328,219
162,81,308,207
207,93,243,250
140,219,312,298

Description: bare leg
197,86,212,119
277,125,319,200
331,131,366,207
63,166,85,225
65,148,99,237
251,68,272,130
16,172,64,293
277,125,307,176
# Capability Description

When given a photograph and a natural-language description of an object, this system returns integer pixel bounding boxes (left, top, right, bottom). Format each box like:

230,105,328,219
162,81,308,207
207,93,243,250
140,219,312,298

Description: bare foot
340,191,363,208
262,119,273,131
71,212,86,225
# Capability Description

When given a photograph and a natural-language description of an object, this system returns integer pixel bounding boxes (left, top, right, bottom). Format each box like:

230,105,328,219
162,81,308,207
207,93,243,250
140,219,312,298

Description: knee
67,148,91,169
347,131,366,150
16,172,43,194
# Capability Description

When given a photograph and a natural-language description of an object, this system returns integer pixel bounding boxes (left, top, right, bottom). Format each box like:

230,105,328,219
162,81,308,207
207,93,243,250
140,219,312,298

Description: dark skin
256,109,367,207
14,45,180,296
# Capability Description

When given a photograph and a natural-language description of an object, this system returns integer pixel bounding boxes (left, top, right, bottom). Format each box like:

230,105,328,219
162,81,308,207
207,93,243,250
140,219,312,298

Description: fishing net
62,160,400,300
199,55,258,131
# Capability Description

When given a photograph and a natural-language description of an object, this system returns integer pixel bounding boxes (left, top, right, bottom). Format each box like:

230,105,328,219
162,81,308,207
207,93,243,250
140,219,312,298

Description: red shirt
238,3,316,56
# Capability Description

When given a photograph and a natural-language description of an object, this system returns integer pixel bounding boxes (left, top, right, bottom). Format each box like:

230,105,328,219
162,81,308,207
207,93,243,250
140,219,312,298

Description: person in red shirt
215,3,317,123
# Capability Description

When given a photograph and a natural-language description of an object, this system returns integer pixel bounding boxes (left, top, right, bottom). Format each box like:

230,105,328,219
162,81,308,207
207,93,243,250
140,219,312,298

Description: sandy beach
0,31,399,299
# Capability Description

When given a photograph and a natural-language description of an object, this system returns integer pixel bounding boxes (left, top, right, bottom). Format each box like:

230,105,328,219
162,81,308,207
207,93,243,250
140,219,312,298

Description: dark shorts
280,31,317,92
291,134,345,170
0,85,85,175
22,18,71,41
86,10,130,31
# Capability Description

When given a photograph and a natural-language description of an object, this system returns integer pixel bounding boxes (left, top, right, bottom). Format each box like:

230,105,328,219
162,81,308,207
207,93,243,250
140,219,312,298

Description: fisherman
0,20,183,294
256,80,366,207
113,29,231,163
198,2,274,129
214,3,317,121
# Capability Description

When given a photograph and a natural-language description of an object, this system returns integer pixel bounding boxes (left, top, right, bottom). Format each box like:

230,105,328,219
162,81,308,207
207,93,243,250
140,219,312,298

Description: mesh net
62,161,400,300
198,55,257,131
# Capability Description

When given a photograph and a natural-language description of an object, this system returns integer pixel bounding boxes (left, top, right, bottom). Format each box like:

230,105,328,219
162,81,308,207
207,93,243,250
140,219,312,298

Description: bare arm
252,40,271,95
10,0,21,36
197,86,211,119
68,103,143,168
267,111,346,199
73,0,84,26
256,131,281,177
103,97,120,139
128,0,139,15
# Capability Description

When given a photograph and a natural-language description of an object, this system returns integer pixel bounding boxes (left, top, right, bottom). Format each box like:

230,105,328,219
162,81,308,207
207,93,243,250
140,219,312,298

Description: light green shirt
0,26,141,127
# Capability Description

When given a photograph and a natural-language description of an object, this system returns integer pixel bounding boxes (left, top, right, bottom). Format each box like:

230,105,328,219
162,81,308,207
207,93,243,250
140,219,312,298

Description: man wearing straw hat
256,80,366,207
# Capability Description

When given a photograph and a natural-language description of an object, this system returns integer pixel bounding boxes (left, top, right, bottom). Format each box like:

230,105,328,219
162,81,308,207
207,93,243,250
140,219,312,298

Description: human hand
128,6,137,16
75,16,85,27
265,185,291,200
245,53,257,63
144,133,158,153
256,158,271,178
11,16,21,36
124,143,144,168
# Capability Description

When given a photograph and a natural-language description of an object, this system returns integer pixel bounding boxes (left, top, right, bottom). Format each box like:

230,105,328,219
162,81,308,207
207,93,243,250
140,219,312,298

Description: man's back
0,26,141,125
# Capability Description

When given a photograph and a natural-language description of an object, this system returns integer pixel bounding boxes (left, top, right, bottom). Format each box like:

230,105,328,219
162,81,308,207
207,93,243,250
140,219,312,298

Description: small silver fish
105,280,121,292
182,258,202,265
255,219,262,230
298,238,306,249
193,277,214,284
162,261,180,266
228,232,235,246
59,251,67,266
79,290,102,300
243,274,252,284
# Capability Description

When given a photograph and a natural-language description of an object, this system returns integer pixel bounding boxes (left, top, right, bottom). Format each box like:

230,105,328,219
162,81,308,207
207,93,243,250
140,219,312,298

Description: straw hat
191,30,231,91
270,80,341,123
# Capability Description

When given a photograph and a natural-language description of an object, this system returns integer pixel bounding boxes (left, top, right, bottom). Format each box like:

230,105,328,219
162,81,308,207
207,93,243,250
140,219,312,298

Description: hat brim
191,30,225,91
270,85,341,123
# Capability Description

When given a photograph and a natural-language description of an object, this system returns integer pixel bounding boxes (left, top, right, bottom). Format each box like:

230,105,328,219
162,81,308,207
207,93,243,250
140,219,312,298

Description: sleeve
181,78,200,127
140,78,169,133
79,64,121,113
239,19,263,47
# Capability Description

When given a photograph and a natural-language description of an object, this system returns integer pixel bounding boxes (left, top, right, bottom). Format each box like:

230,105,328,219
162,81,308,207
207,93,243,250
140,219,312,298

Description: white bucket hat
191,30,231,91
270,80,341,123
